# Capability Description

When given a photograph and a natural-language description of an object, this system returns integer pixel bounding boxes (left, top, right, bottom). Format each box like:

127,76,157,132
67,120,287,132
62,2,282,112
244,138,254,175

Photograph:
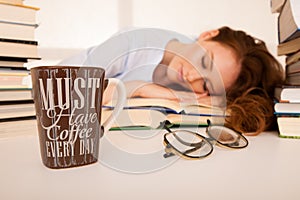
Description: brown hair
211,26,284,135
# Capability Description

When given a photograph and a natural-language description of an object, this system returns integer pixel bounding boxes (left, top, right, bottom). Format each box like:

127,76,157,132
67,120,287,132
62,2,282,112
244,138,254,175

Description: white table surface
0,119,300,200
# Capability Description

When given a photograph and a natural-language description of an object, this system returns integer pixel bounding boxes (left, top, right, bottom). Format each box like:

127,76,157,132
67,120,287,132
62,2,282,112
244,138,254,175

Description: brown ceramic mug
30,66,126,169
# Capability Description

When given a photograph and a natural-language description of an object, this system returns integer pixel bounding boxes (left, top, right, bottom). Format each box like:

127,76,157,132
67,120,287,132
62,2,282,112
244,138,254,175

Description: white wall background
24,0,283,65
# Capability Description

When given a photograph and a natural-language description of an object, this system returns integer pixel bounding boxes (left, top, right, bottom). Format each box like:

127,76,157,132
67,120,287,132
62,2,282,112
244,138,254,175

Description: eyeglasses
162,120,248,159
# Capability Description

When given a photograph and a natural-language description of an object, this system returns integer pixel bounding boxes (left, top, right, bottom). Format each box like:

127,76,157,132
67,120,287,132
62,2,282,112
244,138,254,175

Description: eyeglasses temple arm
163,152,175,158
160,120,173,133
163,143,176,158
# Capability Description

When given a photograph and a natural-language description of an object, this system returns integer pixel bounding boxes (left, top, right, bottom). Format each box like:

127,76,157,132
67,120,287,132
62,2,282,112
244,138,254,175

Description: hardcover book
277,115,300,138
0,2,39,25
286,60,300,75
274,102,300,114
0,101,35,119
0,38,39,59
0,21,37,41
270,0,286,13
102,109,225,130
277,37,300,56
274,85,300,102
278,0,300,43
0,68,31,89
0,89,32,101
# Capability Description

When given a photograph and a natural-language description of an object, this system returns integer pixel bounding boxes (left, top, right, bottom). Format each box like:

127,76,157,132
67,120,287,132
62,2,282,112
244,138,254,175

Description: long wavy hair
211,27,284,135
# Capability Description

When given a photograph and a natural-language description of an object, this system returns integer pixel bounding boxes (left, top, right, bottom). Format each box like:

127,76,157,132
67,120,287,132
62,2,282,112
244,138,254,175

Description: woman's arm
103,80,208,105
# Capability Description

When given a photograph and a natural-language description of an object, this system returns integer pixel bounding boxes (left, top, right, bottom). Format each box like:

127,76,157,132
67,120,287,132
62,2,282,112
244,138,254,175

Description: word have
42,104,99,143
39,77,102,110
42,105,100,158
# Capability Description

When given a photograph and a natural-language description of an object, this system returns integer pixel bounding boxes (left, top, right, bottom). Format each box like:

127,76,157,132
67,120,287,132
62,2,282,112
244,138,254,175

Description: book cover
277,36,300,56
0,60,25,68
0,56,29,68
270,0,286,13
0,56,28,62
286,59,300,75
286,73,300,85
278,0,300,43
286,50,300,65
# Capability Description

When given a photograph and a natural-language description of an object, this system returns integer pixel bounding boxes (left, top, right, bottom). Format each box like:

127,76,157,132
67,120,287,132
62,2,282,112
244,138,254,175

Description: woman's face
166,38,241,95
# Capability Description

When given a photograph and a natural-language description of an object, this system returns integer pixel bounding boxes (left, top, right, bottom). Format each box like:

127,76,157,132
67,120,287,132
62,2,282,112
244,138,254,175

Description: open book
104,98,225,116
102,109,225,130
103,98,226,130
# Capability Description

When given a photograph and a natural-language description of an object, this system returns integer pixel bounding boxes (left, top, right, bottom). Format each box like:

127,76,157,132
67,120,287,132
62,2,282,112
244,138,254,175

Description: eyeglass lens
207,126,248,148
164,130,213,159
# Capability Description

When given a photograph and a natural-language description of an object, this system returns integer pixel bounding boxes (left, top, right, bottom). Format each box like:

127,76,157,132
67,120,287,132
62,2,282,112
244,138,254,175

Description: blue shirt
60,28,194,82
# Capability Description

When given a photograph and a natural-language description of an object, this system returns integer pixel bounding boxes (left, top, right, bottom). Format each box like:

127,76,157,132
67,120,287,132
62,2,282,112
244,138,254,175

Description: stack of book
274,86,300,138
0,0,40,120
271,0,300,138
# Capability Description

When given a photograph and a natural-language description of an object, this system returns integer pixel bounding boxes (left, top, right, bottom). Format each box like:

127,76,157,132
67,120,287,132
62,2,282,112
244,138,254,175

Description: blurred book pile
271,0,300,138
0,0,39,120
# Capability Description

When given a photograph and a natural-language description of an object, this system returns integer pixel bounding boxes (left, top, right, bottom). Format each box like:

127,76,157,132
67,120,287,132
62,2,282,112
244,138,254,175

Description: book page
102,109,166,129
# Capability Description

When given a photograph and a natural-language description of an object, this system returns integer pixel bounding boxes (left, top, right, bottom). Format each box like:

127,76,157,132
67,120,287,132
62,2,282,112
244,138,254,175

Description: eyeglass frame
162,120,249,160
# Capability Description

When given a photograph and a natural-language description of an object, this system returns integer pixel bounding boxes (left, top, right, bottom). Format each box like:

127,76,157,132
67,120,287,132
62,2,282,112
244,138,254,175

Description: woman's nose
185,68,202,82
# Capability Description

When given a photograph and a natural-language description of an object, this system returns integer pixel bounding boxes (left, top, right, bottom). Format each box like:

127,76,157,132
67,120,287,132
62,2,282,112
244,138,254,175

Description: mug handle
102,78,126,133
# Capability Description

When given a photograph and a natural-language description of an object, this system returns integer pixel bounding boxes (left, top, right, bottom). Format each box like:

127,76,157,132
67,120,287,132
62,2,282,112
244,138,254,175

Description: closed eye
201,51,213,71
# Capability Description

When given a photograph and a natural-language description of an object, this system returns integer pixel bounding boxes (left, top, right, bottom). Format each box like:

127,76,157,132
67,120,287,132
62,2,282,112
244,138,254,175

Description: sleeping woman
60,27,284,135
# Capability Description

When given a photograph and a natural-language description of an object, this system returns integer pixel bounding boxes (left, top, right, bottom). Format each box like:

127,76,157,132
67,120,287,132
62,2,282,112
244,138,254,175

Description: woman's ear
198,29,219,41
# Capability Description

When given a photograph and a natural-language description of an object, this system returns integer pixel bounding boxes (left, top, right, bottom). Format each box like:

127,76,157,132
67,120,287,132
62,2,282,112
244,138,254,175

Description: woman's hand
126,80,209,102
103,80,211,105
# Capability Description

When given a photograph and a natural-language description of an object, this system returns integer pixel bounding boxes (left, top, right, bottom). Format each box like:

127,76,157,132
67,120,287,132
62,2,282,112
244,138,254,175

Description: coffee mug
30,66,126,169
